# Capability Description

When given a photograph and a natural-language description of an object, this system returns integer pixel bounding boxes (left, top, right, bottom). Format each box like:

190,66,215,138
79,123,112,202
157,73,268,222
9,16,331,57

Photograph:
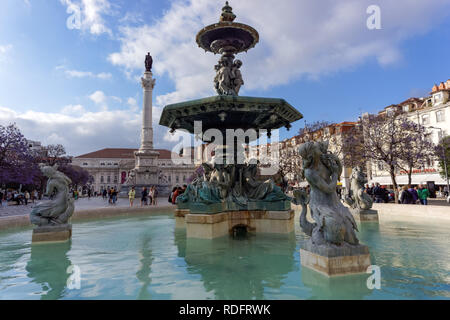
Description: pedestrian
108,188,113,204
148,186,153,205
373,183,383,203
0,190,3,206
141,187,148,207
24,190,30,205
418,184,430,205
87,188,91,199
444,185,449,197
408,185,419,204
399,186,413,204
102,189,107,200
172,187,180,205
169,187,176,203
153,186,158,205
112,188,118,205
129,187,136,207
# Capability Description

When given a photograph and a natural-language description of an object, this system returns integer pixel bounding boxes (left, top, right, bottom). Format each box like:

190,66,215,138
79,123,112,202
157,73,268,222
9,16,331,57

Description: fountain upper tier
196,2,259,55
159,95,303,141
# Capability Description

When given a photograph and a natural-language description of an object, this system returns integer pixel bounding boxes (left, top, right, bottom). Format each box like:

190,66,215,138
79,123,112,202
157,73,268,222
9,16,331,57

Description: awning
369,173,447,186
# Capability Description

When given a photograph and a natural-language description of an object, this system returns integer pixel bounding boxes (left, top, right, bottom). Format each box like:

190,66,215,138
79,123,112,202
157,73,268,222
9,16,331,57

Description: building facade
367,80,450,188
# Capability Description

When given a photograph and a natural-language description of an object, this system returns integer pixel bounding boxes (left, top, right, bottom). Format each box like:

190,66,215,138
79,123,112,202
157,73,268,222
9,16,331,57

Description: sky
0,0,450,157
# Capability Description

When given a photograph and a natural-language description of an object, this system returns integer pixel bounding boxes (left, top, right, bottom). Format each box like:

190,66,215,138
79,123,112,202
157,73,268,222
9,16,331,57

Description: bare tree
44,144,70,166
344,113,422,203
397,122,436,186
298,120,333,136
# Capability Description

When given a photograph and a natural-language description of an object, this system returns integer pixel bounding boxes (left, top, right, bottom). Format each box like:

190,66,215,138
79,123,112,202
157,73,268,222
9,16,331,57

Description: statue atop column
145,52,153,72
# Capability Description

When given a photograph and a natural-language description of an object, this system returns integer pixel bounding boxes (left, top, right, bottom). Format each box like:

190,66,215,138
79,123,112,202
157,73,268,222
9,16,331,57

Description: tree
59,165,89,189
44,144,70,166
344,113,420,203
397,122,436,186
435,136,450,182
298,120,333,136
0,123,40,186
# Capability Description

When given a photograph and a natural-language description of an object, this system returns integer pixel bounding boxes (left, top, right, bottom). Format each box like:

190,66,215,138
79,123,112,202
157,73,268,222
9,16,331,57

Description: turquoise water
0,213,449,300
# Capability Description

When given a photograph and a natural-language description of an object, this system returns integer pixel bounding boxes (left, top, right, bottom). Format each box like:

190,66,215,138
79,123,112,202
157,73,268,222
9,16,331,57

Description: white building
368,79,450,188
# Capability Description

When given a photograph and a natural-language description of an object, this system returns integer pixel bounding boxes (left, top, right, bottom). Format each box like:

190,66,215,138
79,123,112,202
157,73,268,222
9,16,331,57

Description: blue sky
1,0,449,156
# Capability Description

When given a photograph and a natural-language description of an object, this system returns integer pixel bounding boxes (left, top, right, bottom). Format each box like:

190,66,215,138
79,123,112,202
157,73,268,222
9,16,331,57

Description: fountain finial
220,1,236,22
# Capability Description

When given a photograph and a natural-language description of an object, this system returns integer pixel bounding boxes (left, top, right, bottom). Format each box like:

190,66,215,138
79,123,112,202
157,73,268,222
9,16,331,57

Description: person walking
152,186,158,205
171,187,180,205
148,186,153,206
169,187,176,203
141,187,148,207
373,183,383,203
408,185,419,204
418,184,430,205
112,188,118,205
399,186,413,204
87,188,92,200
128,187,136,207
24,191,30,206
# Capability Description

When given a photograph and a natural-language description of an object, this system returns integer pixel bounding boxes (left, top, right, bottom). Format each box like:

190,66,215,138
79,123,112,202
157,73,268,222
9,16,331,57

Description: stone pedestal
351,208,379,222
184,210,294,239
32,224,72,243
299,240,371,277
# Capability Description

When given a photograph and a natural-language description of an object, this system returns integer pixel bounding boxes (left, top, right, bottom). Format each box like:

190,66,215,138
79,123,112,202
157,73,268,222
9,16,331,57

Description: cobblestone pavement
0,197,174,217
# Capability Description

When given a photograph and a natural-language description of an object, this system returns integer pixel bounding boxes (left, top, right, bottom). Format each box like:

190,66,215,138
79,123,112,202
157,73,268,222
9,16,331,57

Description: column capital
141,76,156,89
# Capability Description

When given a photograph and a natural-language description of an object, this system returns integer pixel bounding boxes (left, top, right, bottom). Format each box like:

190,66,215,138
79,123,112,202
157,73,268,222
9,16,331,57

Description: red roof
75,148,176,160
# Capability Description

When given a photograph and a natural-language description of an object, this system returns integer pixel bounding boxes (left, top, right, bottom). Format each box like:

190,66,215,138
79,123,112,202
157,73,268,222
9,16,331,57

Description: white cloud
108,0,450,104
89,90,107,105
60,0,112,36
0,105,174,156
64,68,112,79
61,104,86,115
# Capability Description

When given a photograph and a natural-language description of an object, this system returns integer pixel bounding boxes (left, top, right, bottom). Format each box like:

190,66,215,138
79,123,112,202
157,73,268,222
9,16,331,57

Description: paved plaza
0,197,174,218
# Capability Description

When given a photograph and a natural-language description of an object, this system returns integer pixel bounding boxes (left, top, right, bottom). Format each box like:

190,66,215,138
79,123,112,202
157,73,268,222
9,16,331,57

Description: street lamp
429,126,450,195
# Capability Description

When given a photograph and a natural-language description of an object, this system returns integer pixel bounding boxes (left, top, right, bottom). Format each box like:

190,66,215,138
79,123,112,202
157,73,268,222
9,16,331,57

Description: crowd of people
0,189,40,206
364,183,431,205
127,186,159,207
168,185,187,205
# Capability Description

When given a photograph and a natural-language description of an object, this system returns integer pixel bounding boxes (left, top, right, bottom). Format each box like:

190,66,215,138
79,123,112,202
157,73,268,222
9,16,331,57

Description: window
101,176,104,183
100,163,105,166
183,175,186,182
107,176,111,183
436,110,445,123
114,176,118,183
168,176,171,182
83,162,88,166
402,105,410,112
421,114,430,125
176,176,179,183
377,162,384,171
434,93,442,104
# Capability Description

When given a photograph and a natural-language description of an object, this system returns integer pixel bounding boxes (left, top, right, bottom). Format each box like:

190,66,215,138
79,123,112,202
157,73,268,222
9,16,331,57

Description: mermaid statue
293,141,359,246
30,165,74,227
345,167,373,211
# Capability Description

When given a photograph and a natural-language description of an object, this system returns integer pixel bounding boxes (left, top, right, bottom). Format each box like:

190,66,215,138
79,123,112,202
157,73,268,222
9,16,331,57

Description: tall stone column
140,71,156,151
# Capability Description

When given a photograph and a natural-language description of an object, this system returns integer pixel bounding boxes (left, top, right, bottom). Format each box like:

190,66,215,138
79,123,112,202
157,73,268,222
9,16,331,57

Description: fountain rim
196,21,260,54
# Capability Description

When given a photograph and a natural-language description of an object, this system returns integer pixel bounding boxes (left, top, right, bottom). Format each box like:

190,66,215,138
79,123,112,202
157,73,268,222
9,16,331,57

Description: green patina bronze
159,3,303,214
